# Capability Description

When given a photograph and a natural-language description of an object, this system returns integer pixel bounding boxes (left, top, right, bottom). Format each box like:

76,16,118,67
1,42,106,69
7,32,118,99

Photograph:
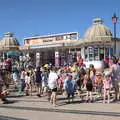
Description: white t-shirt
25,76,31,84
20,71,25,80
48,71,58,89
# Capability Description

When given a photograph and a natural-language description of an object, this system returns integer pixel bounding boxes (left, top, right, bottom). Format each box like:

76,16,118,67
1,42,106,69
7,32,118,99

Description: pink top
103,77,112,89
83,74,88,84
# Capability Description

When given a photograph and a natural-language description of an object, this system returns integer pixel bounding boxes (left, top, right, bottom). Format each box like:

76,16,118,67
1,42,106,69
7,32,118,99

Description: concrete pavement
0,92,120,120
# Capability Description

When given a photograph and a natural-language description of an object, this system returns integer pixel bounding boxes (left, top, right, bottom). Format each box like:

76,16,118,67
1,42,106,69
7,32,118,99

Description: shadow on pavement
0,105,120,117
7,94,25,98
14,99,48,103
0,115,27,120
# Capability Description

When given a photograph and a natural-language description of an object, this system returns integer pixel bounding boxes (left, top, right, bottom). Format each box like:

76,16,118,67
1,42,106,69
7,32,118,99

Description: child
19,69,26,94
88,64,96,83
41,68,49,96
64,74,76,103
95,72,103,97
86,74,93,103
12,71,18,89
103,71,112,103
25,72,31,96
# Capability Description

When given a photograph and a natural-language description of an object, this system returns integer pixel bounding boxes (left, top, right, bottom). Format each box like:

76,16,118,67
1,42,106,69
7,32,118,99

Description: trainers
26,93,29,96
103,101,105,104
53,103,56,107
50,99,53,104
37,94,41,97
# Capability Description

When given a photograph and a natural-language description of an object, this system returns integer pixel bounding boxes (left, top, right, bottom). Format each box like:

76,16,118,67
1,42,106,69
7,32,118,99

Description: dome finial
93,18,103,25
4,32,14,37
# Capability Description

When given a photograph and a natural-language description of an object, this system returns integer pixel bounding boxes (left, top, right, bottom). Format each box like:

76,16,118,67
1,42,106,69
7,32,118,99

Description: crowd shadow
5,95,120,105
7,94,24,98
0,105,120,117
7,96,50,103
0,115,27,120
14,99,48,103
56,100,84,107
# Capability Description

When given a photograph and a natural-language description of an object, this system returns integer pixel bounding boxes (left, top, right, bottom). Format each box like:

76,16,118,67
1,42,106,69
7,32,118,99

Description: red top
104,58,109,63
77,58,84,66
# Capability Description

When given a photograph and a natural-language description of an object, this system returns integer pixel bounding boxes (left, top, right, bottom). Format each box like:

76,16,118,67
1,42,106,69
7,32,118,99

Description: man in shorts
48,67,58,106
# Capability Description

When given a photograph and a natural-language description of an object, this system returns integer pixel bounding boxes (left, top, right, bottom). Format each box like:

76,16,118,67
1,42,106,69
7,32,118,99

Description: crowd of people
0,56,120,107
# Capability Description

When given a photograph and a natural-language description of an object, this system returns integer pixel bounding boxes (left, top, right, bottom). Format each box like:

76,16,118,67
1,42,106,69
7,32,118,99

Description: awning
7,51,21,56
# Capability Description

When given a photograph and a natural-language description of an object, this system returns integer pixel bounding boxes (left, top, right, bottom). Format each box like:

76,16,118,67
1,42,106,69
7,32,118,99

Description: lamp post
112,13,118,55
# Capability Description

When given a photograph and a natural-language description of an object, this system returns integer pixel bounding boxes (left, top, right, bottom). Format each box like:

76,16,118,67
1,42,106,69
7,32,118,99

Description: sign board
30,43,64,49
24,32,78,46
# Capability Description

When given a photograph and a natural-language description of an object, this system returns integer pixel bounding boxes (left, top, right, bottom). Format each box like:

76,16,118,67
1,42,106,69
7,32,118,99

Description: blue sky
0,0,120,45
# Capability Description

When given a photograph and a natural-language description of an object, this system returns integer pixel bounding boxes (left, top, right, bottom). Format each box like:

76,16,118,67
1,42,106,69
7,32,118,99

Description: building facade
0,18,118,69
21,32,80,67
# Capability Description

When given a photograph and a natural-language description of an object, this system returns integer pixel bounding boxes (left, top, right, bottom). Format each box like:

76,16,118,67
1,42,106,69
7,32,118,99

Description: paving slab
0,93,120,120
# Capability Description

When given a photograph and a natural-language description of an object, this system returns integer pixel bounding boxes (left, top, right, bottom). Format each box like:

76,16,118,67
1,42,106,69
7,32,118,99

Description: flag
112,17,117,23
112,13,117,23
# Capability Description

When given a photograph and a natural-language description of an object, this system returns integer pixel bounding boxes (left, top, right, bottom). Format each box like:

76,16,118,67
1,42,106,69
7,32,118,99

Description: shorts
51,87,57,92
112,81,120,92
36,83,42,87
86,84,93,91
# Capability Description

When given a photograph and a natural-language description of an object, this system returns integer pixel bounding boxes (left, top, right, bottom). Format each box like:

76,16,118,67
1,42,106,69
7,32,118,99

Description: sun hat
104,71,111,76
44,64,48,68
